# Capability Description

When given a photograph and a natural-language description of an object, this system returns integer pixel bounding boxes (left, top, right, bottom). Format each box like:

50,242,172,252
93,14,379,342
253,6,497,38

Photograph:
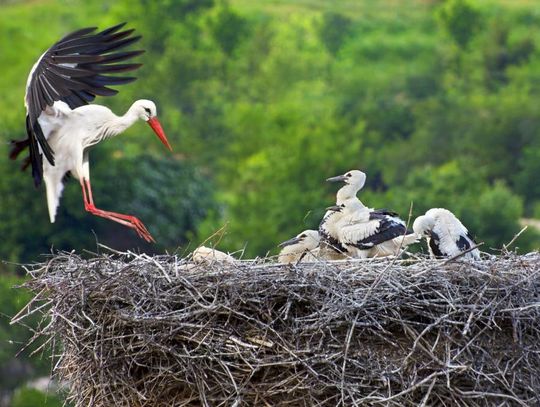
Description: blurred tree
437,0,482,49
209,3,249,56
483,23,534,88
0,275,50,396
11,387,62,407
515,146,540,207
317,11,353,55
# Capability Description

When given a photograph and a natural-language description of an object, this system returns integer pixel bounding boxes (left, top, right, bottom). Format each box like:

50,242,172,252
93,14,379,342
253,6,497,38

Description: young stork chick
413,208,480,260
278,230,321,264
192,246,236,264
330,197,418,259
319,170,367,260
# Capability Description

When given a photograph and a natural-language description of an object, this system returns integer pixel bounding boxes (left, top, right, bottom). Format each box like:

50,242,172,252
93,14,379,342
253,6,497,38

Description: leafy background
1,0,539,405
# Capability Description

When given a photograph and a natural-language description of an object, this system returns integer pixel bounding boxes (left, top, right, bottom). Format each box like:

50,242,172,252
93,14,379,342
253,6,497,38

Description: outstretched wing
23,23,144,185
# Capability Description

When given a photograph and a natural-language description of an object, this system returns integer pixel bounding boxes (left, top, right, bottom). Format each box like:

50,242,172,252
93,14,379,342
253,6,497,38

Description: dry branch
14,251,540,406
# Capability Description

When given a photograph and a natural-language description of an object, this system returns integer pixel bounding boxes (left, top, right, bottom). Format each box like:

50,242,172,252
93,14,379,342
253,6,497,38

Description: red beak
147,117,172,151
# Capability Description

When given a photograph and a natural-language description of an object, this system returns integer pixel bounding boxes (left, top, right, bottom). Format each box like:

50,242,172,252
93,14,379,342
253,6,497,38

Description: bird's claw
128,216,155,243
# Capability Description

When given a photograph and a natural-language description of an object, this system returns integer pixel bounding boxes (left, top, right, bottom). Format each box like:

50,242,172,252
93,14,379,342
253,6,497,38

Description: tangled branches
14,251,540,406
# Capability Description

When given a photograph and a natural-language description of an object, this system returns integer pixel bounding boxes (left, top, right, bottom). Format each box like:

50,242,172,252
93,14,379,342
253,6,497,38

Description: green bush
11,387,62,407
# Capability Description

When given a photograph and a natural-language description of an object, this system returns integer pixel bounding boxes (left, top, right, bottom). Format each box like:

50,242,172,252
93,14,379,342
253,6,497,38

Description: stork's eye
300,234,306,238
144,107,151,115
346,173,352,177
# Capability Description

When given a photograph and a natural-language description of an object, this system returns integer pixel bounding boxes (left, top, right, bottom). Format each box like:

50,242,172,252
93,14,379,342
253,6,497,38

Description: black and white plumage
319,170,367,259
413,208,480,260
330,197,418,258
9,23,173,242
278,230,321,263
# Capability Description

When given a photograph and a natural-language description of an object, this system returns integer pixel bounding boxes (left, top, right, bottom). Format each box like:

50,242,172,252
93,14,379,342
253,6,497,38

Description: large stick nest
15,251,540,406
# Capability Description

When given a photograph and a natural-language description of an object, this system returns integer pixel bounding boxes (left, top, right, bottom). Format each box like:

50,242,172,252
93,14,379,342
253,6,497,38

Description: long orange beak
147,117,172,151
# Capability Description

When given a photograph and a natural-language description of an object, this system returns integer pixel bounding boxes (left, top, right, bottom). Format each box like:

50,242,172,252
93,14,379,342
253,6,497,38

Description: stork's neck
105,105,140,137
336,184,364,205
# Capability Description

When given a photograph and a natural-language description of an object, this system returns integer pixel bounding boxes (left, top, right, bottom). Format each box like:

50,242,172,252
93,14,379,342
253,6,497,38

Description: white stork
9,23,172,242
328,197,418,259
318,170,367,259
413,208,480,260
278,230,321,264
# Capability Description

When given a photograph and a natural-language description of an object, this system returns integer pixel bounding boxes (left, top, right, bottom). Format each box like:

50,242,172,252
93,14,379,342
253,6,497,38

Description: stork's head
326,170,366,188
278,230,320,251
412,215,435,238
132,99,172,151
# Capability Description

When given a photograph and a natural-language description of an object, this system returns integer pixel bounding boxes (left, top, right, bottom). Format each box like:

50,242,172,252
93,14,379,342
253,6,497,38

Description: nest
14,251,540,406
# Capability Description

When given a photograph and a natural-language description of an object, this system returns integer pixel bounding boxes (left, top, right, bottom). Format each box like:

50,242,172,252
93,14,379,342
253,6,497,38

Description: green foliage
317,11,352,55
483,23,534,88
0,275,50,391
515,146,540,205
11,387,62,407
437,0,482,49
1,0,539,263
210,3,249,55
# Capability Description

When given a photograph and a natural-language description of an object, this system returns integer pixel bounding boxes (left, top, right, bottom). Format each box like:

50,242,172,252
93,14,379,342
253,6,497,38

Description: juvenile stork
318,170,367,259
9,23,172,242
413,208,480,260
192,246,237,264
329,197,418,259
278,230,321,264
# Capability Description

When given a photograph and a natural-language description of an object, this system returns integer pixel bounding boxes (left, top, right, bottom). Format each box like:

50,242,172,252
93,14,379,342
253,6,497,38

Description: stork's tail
44,176,64,223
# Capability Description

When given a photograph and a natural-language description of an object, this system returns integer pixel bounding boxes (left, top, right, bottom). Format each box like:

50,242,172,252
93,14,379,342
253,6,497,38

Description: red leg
81,179,155,243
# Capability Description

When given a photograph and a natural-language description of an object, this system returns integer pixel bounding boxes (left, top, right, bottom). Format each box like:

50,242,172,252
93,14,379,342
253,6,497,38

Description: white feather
414,208,480,260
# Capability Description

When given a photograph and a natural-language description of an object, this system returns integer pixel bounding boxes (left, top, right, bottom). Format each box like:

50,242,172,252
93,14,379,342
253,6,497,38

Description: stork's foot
85,204,155,243
123,215,155,243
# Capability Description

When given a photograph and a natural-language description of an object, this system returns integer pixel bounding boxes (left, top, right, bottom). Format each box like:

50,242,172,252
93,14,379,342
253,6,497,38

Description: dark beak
278,237,301,248
326,174,347,183
326,205,342,212
147,117,173,151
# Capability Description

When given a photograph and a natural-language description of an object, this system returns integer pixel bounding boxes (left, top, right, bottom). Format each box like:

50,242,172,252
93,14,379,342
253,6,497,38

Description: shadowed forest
1,0,540,405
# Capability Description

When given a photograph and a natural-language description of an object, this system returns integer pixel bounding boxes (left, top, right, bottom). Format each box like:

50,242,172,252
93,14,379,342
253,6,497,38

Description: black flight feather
18,23,144,184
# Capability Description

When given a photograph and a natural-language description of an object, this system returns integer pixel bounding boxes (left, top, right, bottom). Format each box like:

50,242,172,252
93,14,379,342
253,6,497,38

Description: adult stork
329,197,418,258
318,170,367,259
9,23,172,242
278,230,321,264
413,208,480,260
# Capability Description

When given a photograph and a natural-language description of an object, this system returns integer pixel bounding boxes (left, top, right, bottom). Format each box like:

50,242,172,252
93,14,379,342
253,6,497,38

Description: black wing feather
370,208,400,218
456,235,472,252
21,23,143,185
350,217,407,250
429,231,445,257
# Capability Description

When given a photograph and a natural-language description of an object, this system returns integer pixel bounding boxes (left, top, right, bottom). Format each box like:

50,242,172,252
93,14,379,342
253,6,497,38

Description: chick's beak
278,237,301,248
147,117,173,151
326,174,347,183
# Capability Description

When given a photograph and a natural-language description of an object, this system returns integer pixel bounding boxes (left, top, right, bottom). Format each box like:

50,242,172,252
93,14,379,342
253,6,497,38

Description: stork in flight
413,208,481,260
9,23,172,242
